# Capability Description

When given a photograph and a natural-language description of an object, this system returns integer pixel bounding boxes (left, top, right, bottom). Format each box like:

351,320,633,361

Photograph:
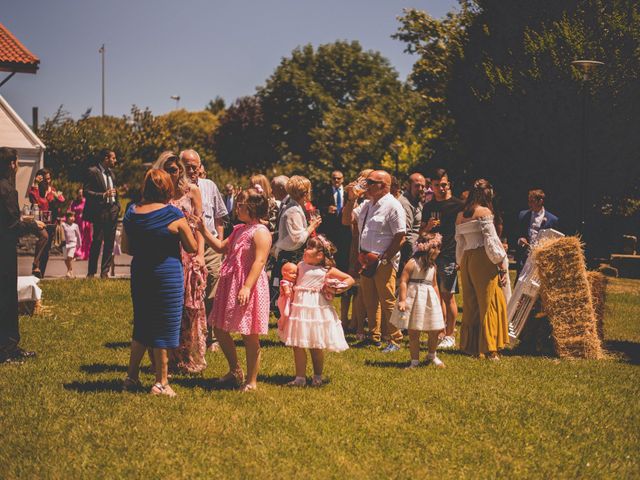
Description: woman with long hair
153,151,208,374
454,179,510,359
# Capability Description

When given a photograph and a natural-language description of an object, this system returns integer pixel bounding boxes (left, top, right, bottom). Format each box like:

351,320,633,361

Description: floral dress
168,189,208,374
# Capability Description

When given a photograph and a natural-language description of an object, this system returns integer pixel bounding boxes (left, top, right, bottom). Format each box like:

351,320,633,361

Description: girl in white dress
391,233,446,368
279,235,354,386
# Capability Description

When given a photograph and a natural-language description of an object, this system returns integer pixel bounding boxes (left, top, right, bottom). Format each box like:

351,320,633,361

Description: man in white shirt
180,149,228,317
345,170,406,351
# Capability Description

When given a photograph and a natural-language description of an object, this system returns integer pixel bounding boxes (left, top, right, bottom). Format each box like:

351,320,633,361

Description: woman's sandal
216,367,245,387
286,377,307,387
240,383,257,393
311,376,323,387
150,382,177,397
122,376,143,392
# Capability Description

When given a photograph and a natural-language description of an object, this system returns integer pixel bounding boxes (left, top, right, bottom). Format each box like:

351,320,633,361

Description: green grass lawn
1,278,639,479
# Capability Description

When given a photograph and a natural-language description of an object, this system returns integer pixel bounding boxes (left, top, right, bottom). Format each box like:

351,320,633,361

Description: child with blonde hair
279,235,353,386
391,232,446,368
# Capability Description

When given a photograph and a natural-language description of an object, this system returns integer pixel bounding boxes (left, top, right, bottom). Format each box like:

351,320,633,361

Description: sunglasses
165,167,179,174
184,164,199,171
365,178,384,186
435,182,450,189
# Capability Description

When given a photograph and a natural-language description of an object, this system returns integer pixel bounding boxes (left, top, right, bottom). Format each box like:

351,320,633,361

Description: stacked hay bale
533,237,604,359
586,271,608,342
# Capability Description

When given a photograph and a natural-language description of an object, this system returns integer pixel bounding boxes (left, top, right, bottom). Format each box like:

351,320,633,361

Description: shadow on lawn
80,363,153,374
364,359,408,369
234,338,282,348
605,340,640,365
104,341,130,349
64,379,122,393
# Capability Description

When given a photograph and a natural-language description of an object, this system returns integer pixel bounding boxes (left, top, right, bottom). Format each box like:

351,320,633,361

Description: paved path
18,254,132,279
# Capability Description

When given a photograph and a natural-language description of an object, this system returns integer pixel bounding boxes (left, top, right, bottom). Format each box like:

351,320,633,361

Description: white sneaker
438,336,456,349
426,356,446,368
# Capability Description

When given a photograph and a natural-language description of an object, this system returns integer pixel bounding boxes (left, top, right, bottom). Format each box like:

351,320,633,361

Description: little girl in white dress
391,233,446,368
279,235,353,386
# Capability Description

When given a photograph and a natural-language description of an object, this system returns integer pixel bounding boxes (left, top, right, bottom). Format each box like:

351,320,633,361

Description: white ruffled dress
390,264,445,331
278,262,349,352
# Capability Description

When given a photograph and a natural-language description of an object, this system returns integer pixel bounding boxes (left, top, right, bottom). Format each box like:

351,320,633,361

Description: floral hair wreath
253,183,264,195
315,234,335,260
412,233,443,255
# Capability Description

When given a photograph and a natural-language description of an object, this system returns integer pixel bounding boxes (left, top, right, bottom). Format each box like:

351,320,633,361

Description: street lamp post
170,95,181,110
99,44,105,116
571,59,604,236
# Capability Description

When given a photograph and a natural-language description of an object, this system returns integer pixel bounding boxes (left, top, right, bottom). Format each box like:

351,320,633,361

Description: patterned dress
168,190,208,374
210,223,271,335
390,264,445,331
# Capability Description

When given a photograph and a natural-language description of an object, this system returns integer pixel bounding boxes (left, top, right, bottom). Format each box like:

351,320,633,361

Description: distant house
0,21,42,206
0,95,45,206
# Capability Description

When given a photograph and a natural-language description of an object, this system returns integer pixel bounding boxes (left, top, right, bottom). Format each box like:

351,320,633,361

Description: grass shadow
63,379,123,393
80,363,153,374
257,373,332,386
364,359,408,369
605,340,640,365
233,338,282,348
170,376,237,391
104,341,130,349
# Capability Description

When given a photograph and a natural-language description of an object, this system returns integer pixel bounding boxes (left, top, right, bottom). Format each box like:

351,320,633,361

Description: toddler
390,233,446,368
61,211,82,278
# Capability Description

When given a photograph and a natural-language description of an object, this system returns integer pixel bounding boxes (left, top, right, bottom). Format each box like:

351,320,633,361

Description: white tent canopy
0,94,45,207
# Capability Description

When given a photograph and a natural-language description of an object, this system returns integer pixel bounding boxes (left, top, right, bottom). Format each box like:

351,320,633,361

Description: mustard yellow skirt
459,247,509,356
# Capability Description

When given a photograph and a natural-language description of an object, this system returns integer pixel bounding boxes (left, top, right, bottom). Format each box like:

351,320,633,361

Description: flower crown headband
314,234,335,260
412,233,443,255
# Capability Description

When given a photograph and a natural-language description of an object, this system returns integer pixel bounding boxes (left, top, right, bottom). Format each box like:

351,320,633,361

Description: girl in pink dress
69,188,92,260
279,235,354,387
198,186,272,391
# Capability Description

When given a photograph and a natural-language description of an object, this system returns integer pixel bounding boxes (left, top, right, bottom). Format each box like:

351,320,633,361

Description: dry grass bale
533,236,604,359
587,271,608,342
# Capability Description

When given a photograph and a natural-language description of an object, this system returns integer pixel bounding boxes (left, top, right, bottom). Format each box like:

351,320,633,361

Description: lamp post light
571,59,604,236
170,95,181,110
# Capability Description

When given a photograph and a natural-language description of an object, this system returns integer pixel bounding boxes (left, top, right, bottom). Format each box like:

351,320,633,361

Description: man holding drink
421,168,464,349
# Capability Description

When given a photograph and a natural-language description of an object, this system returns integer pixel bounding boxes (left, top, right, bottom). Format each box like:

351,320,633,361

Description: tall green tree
258,41,409,181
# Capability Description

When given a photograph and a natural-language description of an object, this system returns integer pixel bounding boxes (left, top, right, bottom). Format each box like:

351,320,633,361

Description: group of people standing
1,143,559,388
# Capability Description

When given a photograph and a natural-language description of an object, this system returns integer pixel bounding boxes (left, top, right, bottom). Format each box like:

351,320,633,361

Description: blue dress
123,204,185,348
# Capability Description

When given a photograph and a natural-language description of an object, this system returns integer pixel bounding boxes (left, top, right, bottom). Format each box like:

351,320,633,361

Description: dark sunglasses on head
365,178,384,185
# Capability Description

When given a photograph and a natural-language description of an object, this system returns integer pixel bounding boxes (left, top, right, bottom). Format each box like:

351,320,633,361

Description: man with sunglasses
179,150,228,325
347,170,406,351
422,168,464,349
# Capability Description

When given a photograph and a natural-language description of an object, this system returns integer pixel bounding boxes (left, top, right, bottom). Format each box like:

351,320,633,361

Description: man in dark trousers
83,149,120,278
0,147,44,363
515,188,559,278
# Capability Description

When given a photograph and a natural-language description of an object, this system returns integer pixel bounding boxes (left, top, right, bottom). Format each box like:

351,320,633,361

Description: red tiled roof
0,22,39,74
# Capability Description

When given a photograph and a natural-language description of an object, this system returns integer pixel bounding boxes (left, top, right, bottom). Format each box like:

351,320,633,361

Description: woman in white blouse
274,175,322,264
455,179,510,359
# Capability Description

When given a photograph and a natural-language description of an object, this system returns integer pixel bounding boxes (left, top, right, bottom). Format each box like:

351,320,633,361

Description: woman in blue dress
121,169,197,397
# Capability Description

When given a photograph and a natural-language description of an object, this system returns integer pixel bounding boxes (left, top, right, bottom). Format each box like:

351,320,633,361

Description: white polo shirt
354,193,406,269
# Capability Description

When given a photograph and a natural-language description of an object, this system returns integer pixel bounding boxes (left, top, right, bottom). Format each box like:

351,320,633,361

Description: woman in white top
455,179,510,359
274,176,321,262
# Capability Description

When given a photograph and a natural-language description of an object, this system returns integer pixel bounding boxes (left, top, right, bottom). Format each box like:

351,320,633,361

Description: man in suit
1,147,45,363
83,149,120,278
515,188,560,277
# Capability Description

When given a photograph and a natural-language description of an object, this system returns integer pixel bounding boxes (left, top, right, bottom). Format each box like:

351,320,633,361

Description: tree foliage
396,0,640,252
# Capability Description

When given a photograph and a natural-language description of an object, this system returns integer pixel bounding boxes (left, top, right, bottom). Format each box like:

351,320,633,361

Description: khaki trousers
359,262,403,344
459,247,509,355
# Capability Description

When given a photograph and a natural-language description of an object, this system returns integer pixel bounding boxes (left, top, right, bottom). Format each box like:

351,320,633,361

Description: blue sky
3,0,457,122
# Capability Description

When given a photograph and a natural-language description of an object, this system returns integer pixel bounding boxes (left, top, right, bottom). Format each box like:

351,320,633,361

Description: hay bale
587,271,607,342
532,236,604,359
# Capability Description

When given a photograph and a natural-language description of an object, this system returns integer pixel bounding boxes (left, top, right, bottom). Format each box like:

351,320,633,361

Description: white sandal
150,382,176,397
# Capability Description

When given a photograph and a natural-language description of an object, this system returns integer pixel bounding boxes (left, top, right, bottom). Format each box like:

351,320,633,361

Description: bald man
398,172,426,271
351,170,406,351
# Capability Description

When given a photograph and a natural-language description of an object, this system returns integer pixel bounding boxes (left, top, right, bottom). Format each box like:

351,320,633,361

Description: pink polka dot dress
210,223,271,335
